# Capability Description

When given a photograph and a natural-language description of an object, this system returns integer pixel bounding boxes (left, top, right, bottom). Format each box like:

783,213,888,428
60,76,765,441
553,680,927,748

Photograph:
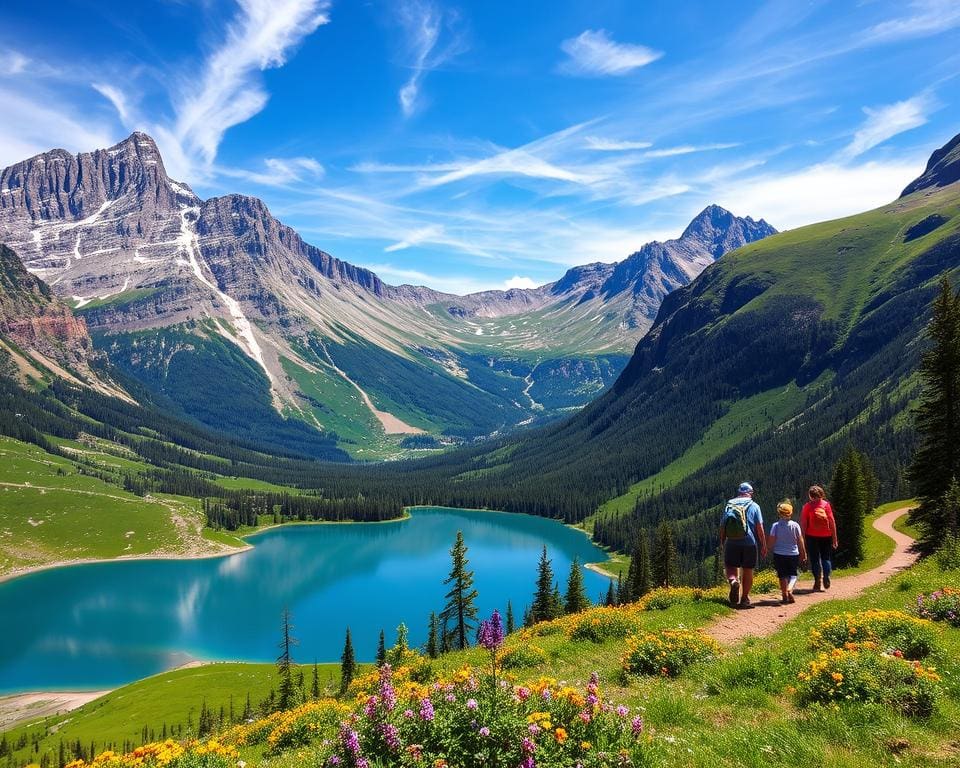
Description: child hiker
767,500,807,603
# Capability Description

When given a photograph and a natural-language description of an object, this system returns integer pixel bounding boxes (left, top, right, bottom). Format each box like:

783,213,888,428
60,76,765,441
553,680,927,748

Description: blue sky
2,0,959,293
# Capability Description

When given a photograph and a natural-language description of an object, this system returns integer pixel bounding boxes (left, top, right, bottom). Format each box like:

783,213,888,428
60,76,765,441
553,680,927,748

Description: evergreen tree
376,630,387,667
340,628,355,694
631,530,652,598
831,448,870,567
387,623,409,665
564,557,590,614
604,580,616,606
615,572,624,605
622,557,636,604
522,605,533,628
426,612,439,659
909,276,960,553
505,601,515,634
311,661,320,700
276,608,299,711
653,521,678,587
551,582,563,617
440,531,479,650
530,546,559,622
712,545,723,586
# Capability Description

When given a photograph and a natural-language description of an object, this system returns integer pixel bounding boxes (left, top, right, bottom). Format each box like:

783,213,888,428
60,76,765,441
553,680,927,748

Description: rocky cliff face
900,132,960,197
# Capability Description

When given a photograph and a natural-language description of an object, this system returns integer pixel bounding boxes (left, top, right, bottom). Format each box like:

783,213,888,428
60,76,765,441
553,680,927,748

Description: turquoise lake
0,507,609,693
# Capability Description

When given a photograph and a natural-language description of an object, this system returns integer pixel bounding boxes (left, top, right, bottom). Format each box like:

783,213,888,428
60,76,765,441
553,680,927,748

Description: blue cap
738,482,754,495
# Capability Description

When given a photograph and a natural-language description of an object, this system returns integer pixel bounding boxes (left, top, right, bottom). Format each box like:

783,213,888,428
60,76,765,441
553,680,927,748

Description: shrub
622,629,721,677
808,610,937,659
935,535,960,571
570,608,641,642
500,644,548,669
916,587,960,627
635,586,726,611
794,647,940,717
265,699,349,752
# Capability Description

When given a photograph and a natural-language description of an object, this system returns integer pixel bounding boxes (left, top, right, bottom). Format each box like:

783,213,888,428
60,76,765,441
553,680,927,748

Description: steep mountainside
417,131,960,568
0,244,127,399
0,134,772,457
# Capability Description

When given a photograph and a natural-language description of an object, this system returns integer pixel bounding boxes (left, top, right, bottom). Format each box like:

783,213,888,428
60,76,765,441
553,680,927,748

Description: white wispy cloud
643,143,739,158
584,136,653,151
384,224,445,252
220,156,325,186
866,0,960,43
171,0,331,174
0,50,29,76
838,93,936,160
559,29,662,77
92,82,132,124
395,0,465,117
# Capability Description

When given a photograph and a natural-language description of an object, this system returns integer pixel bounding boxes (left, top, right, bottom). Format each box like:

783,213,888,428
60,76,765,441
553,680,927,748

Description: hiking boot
728,579,741,606
787,592,796,604
824,574,831,589
739,596,753,609
813,577,822,592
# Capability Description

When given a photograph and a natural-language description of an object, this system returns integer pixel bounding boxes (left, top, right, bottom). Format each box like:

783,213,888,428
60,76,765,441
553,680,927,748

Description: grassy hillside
0,437,232,577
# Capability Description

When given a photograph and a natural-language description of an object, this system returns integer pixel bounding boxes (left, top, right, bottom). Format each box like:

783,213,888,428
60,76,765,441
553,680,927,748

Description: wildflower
581,741,592,750
479,727,491,737
615,704,629,717
327,757,341,766
631,716,644,736
382,723,400,752
403,709,415,719
445,693,456,703
555,727,568,744
529,724,541,736
419,698,435,722
521,737,536,754
466,698,478,710
478,610,505,651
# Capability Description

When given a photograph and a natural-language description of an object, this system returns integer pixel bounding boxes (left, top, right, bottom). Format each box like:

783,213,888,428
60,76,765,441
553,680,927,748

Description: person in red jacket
800,485,838,592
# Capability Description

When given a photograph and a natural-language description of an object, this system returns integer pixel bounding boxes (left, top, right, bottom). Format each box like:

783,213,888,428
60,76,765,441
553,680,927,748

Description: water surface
0,507,608,693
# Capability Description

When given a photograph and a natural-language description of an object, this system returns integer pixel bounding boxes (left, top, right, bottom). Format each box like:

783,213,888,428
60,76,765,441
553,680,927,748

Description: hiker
719,482,766,608
800,485,838,592
767,500,807,603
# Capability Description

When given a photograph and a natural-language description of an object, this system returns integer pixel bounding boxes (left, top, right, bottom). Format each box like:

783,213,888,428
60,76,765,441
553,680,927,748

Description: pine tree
615,572,624,605
531,546,557,623
505,601,515,634
276,608,299,711
910,276,960,553
653,521,678,587
426,612,439,659
712,545,723,586
831,447,870,567
551,582,563,617
340,628,355,694
604,580,616,606
376,630,387,667
631,530,652,598
522,605,533,628
387,623,409,665
311,661,320,700
564,557,590,614
439,531,479,650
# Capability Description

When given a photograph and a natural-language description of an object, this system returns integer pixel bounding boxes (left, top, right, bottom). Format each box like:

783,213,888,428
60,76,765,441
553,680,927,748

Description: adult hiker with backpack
719,482,766,608
800,484,838,592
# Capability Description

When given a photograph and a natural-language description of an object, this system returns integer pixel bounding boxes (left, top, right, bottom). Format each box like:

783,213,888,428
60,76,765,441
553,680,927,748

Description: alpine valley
0,133,775,458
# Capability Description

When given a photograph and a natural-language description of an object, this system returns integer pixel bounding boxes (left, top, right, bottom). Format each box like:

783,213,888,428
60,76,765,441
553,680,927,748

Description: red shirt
801,499,835,538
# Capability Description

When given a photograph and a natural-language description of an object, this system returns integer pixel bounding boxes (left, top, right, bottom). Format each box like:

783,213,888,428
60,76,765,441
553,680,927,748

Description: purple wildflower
528,724,540,736
616,705,629,717
521,737,536,754
419,698,435,722
379,665,397,711
631,716,644,737
477,610,505,651
403,709,415,719
466,698,478,710
356,759,369,768
479,727,490,737
381,723,400,751
339,726,361,755
326,757,341,766
445,693,456,703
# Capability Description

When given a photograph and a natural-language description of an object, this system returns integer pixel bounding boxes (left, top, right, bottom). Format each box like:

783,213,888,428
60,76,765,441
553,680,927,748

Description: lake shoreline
0,506,622,585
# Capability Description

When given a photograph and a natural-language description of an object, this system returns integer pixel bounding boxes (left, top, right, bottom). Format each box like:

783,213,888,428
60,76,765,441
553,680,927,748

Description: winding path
708,507,918,644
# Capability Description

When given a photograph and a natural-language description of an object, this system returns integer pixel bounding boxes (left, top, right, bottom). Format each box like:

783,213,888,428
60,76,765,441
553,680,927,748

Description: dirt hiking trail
708,507,917,644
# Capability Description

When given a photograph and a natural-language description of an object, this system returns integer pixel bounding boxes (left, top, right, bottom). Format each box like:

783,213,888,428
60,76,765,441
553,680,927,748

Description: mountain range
0,133,774,457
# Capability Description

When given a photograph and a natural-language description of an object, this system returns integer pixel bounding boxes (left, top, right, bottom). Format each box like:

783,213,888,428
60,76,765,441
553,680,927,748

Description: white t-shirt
770,519,802,556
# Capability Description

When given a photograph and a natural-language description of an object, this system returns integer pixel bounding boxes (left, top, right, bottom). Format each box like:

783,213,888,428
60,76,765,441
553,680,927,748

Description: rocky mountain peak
680,204,776,258
900,131,960,197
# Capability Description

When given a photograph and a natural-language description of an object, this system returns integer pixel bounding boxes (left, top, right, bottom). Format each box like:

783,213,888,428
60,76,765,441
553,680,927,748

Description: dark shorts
724,540,758,569
773,553,800,578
